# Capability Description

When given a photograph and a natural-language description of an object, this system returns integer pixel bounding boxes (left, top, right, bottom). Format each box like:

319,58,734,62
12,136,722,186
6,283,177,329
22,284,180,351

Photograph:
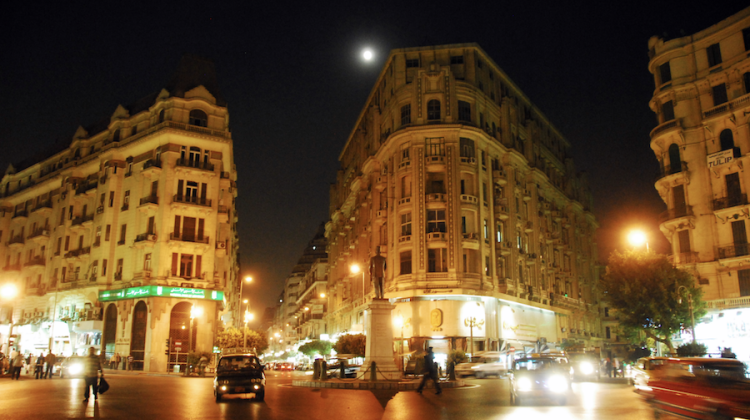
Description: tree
676,342,707,357
298,340,332,358
333,334,366,357
601,250,706,354
214,326,269,354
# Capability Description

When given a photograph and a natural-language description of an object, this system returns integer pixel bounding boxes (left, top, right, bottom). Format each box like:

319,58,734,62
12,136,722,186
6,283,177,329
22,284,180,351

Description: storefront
693,308,749,363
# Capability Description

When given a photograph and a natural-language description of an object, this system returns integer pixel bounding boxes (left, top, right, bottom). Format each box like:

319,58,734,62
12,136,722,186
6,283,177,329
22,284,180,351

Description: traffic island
291,378,465,390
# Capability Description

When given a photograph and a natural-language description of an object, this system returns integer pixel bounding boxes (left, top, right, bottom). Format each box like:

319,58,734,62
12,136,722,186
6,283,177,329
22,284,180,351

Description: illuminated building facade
0,56,239,372
648,7,750,359
325,43,602,364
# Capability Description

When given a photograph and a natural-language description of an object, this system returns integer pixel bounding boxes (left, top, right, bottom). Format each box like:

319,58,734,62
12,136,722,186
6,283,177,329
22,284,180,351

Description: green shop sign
99,286,224,302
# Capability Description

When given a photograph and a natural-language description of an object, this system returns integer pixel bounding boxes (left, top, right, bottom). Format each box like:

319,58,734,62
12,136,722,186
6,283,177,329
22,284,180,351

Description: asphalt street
0,370,656,420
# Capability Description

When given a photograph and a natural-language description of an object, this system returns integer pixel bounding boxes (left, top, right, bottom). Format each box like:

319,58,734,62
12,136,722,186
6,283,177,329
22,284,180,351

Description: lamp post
239,276,252,324
243,311,254,350
464,303,484,358
676,285,696,344
188,304,202,375
1,283,19,354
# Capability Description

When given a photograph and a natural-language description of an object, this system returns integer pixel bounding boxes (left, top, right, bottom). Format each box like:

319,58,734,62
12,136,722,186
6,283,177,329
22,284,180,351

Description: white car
454,352,508,379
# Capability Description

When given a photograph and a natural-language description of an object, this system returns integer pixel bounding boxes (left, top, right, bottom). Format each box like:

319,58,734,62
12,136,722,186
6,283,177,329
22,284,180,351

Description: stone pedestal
363,299,402,380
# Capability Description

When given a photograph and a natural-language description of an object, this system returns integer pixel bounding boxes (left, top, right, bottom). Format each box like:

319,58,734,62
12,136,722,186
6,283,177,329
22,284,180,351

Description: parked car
454,352,508,379
568,352,601,382
327,357,360,378
638,357,750,419
509,354,571,406
214,353,266,402
59,356,86,378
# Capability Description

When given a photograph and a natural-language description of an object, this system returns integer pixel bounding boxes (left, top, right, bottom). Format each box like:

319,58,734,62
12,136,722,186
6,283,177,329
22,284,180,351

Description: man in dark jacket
82,347,104,403
416,347,441,395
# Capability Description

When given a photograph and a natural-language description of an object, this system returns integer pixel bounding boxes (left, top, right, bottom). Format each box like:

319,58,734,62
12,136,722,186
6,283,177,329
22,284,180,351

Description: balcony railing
718,244,750,259
173,195,212,207
668,252,700,265
659,205,693,223
135,233,157,242
712,194,747,211
169,232,209,244
8,235,25,246
176,158,215,172
655,161,688,181
24,256,46,267
27,227,51,240
143,159,162,170
64,247,91,259
139,195,159,206
650,119,678,139
12,210,28,219
33,200,53,212
3,264,22,271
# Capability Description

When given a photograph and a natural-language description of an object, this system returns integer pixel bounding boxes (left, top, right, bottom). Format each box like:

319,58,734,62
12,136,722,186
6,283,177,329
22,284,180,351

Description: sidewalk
102,368,209,378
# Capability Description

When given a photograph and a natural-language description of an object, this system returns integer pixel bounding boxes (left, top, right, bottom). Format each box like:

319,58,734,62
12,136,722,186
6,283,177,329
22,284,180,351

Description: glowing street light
362,48,374,61
0,283,18,300
627,229,649,251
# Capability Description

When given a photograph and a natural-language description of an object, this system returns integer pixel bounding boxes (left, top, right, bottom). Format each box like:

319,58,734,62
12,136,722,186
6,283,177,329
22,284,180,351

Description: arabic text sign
99,286,224,302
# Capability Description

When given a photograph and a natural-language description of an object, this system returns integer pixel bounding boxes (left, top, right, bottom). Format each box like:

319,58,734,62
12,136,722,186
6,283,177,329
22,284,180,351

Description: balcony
75,181,98,196
32,200,53,215
2,263,22,273
668,252,700,265
659,205,693,223
655,161,688,182
702,93,750,120
175,158,215,173
374,175,386,191
138,195,159,212
172,194,212,208
650,119,679,139
12,210,28,220
494,200,510,220
141,159,162,178
64,247,91,260
492,169,507,186
713,194,747,211
27,227,51,243
134,233,158,248
169,232,209,244
460,194,478,205
398,159,411,171
425,155,446,170
425,193,446,203
7,235,25,248
24,256,46,268
460,156,476,166
718,243,750,260
496,241,513,255
398,197,411,206
373,209,386,224
218,205,229,223
70,214,94,231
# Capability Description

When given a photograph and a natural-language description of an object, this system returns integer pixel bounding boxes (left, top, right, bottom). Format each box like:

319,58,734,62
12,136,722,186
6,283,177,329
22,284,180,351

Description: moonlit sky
3,2,746,317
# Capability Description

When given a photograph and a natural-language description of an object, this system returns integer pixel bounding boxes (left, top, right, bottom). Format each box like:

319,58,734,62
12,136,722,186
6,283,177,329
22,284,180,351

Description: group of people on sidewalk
2,350,57,380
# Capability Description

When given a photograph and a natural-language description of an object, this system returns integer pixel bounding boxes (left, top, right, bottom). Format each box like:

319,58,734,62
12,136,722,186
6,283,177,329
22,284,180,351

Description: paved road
0,370,656,420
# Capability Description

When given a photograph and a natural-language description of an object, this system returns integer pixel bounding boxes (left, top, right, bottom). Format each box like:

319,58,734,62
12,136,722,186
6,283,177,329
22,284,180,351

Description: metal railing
659,205,693,223
175,158,215,172
139,195,159,206
718,244,750,259
173,195,212,207
712,194,747,211
169,232,209,244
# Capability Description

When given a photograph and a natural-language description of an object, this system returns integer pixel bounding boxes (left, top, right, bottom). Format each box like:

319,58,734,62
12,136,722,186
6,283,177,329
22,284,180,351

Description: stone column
363,299,401,380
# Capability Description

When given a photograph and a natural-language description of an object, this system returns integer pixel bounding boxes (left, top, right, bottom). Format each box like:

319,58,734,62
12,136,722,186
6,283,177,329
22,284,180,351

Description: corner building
325,44,601,366
0,56,240,372
648,7,750,359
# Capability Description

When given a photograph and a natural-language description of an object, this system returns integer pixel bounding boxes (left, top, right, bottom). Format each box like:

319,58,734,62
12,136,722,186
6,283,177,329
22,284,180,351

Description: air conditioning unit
43,230,50,236
147,234,157,241
217,242,227,249
143,271,152,279
561,327,566,332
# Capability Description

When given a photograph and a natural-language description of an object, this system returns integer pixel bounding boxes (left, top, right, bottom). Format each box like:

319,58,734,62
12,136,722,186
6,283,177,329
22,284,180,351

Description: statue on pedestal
369,246,386,299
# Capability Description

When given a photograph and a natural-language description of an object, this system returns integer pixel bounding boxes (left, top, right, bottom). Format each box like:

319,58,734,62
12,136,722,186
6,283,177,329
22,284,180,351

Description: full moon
362,49,374,61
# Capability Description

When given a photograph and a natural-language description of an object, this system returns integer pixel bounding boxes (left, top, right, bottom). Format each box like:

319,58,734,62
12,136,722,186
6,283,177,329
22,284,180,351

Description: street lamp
243,311,254,350
627,229,649,251
676,285,696,344
393,314,410,373
350,263,366,331
464,303,484,358
239,276,252,323
187,305,203,375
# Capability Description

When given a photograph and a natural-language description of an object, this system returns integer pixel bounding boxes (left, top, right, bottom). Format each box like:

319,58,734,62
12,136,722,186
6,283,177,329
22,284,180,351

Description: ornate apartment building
648,7,750,359
0,56,240,372
324,43,602,364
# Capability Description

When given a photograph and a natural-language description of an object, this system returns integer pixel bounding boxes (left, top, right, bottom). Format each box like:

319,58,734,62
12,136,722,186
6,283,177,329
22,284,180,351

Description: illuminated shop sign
99,286,224,302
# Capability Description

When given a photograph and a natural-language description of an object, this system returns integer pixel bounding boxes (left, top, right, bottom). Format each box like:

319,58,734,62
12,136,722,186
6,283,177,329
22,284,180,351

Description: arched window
158,109,165,123
668,144,682,174
189,109,208,127
720,129,734,151
112,129,120,143
427,100,441,121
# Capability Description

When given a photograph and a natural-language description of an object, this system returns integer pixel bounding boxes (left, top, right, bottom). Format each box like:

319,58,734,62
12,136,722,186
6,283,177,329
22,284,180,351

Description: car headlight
69,364,83,375
517,377,533,392
549,375,568,393
580,362,594,375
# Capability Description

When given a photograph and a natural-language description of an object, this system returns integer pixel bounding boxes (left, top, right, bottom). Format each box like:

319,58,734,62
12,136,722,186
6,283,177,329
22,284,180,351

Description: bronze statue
369,246,386,299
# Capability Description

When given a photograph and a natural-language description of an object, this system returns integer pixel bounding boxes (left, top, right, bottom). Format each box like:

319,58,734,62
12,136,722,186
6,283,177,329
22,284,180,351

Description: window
112,129,120,143
179,254,194,277
65,236,70,251
485,256,490,276
189,109,208,127
605,326,611,339
713,84,728,106
739,269,750,297
707,43,722,67
116,259,123,279
400,176,412,198
428,248,448,272
400,143,410,162
400,104,411,126
105,225,111,241
459,138,475,158
720,129,734,151
427,100,441,120
496,221,504,243
91,261,98,279
458,101,471,122
476,59,483,69
109,191,115,207
144,253,152,270
425,137,445,157
483,219,489,240
668,144,681,174
450,55,464,64
159,109,165,123
744,28,750,51
400,213,412,236
400,251,412,275
426,209,446,233
102,259,108,276
659,62,672,85
745,72,750,94
119,224,127,244
405,58,419,68
661,100,675,122
123,190,130,209
678,230,691,254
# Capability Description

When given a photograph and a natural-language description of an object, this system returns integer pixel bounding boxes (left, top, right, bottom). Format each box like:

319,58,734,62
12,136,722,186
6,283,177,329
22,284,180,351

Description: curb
291,379,464,390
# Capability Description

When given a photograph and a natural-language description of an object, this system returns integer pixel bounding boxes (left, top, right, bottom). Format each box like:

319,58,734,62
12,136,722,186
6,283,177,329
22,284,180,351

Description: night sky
3,2,747,318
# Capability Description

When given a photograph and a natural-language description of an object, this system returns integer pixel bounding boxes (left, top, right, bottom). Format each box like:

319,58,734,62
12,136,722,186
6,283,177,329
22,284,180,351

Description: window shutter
171,253,178,276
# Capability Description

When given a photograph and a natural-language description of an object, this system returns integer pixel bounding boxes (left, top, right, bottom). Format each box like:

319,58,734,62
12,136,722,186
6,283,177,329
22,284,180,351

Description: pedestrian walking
44,352,56,378
127,354,134,371
82,347,104,403
11,352,24,380
26,353,33,375
113,353,120,370
606,358,612,378
35,353,44,379
416,347,442,395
